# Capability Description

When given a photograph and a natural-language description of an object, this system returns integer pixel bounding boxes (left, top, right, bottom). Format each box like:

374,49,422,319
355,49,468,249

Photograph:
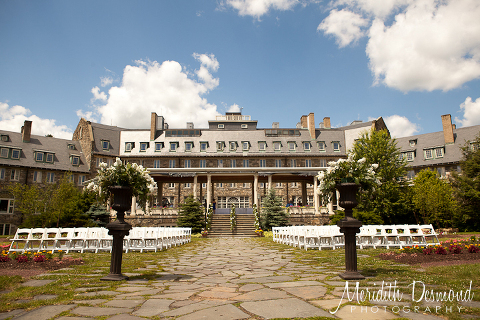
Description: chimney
323,117,331,129
300,115,308,129
150,112,157,140
187,122,194,129
307,113,315,140
441,114,455,144
272,122,279,129
22,120,32,142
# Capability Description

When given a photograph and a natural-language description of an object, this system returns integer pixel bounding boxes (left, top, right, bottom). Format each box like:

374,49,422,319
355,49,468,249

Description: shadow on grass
360,267,409,278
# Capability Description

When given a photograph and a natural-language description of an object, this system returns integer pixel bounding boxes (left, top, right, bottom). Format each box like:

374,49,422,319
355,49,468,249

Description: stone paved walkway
1,238,450,320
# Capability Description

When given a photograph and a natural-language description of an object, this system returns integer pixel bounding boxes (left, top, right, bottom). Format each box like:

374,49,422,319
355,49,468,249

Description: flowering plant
316,152,380,203
86,157,157,211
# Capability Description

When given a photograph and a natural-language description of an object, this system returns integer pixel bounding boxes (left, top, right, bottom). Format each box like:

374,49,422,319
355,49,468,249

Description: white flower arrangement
86,157,157,211
316,152,380,204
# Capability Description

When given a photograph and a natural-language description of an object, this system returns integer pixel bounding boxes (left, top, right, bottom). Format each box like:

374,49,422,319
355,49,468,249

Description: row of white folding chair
125,227,192,253
273,226,345,250
356,224,439,249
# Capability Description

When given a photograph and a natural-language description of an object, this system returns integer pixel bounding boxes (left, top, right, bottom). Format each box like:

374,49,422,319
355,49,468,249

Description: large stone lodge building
0,111,478,235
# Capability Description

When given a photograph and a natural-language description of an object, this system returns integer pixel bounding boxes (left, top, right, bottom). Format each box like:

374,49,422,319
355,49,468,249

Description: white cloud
227,104,241,112
383,114,420,138
455,96,480,127
224,0,299,19
100,76,114,87
78,54,222,129
91,86,107,102
317,9,369,47
0,102,73,139
319,0,480,92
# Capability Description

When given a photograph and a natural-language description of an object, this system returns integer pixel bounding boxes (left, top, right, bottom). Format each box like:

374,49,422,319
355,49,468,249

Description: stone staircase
208,214,257,238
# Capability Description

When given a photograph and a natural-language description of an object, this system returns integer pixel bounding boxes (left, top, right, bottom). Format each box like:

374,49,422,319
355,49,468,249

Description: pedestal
336,182,365,280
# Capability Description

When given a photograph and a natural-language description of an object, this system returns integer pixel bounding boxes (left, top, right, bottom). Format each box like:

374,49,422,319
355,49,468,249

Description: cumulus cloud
91,86,107,102
78,53,222,129
223,0,300,19
0,102,73,139
382,114,420,138
100,76,114,87
317,9,369,47
227,104,241,112
319,0,480,92
455,96,480,127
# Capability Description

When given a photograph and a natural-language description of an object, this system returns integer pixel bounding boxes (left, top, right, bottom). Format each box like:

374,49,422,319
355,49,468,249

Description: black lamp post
336,182,365,280
101,186,132,281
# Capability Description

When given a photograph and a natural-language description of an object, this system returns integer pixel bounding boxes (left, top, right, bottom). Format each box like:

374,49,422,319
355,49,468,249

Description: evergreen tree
451,136,480,231
261,188,289,230
176,195,205,233
351,129,415,224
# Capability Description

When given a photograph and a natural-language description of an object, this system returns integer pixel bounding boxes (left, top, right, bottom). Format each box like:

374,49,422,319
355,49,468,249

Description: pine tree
261,188,289,230
176,195,205,233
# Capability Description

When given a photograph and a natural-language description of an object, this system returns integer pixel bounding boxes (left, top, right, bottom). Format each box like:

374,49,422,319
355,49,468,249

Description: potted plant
255,229,264,237
86,158,157,222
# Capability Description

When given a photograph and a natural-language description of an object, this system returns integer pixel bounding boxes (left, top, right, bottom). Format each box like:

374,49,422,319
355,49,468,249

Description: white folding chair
69,227,89,253
40,228,60,252
9,228,31,253
126,227,145,253
420,224,440,246
53,228,75,253
96,228,113,253
83,228,101,252
25,228,46,252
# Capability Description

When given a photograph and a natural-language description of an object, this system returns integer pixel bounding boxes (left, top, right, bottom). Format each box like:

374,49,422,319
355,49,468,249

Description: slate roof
0,130,89,173
396,125,480,168
90,122,124,156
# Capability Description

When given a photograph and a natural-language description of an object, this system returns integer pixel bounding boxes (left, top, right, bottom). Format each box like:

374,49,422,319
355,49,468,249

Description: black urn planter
101,186,133,281
336,182,365,280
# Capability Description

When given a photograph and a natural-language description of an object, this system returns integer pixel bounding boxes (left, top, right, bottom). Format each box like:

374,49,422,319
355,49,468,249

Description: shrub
33,254,46,262
467,244,480,253
423,247,434,255
0,254,11,262
16,254,30,263
435,246,448,255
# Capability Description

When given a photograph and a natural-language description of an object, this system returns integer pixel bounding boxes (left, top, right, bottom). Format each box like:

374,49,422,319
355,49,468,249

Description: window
68,144,76,150
242,141,250,151
305,159,312,167
217,159,223,167
320,159,327,167
78,175,86,186
140,142,149,152
0,148,8,158
0,168,4,180
0,224,11,235
259,159,266,167
185,142,193,152
200,142,208,152
258,141,266,151
425,149,433,159
243,159,249,167
69,174,75,183
33,171,42,183
230,159,236,168
102,140,110,151
96,157,104,167
168,183,175,188
275,159,282,167
71,156,80,166
10,169,19,181
290,159,297,167
170,142,178,152
216,141,225,151
0,199,14,214
406,151,415,161
46,172,55,183
274,142,281,151
303,142,311,151
406,170,415,180
218,124,225,129
46,153,54,163
0,134,9,142
318,141,326,151
185,183,191,188
154,160,161,168
169,160,176,168
184,160,191,168
241,124,248,129
155,142,163,152
409,139,417,147
35,152,44,162
199,159,206,168
435,148,444,158
288,142,296,151
217,183,223,188
471,142,479,152
11,149,20,159
333,141,340,151
229,141,237,151
125,142,133,152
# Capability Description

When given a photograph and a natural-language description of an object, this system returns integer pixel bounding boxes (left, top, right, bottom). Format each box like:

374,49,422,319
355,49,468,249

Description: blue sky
1,0,480,139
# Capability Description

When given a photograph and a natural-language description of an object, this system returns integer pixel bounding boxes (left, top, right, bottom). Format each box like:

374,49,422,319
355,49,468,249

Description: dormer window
0,148,8,158
155,142,163,152
35,152,44,162
140,142,149,152
101,140,110,151
11,149,20,159
318,141,326,151
185,142,193,152
125,142,134,152
67,144,76,150
242,141,250,151
217,141,225,151
288,141,296,151
258,141,266,151
274,141,282,151
200,142,208,152
0,135,9,142
46,153,54,163
303,142,311,151
409,139,417,147
170,142,179,152
229,141,237,151
218,124,225,129
241,124,248,129
71,155,80,166
333,141,341,151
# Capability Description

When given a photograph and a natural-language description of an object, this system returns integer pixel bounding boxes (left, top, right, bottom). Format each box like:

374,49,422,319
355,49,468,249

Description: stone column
131,196,136,216
253,174,259,207
207,174,212,205
313,177,319,215
193,175,198,199
268,175,273,190
301,182,307,206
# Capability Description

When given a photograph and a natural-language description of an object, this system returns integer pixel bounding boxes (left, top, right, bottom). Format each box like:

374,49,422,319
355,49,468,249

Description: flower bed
378,236,480,266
